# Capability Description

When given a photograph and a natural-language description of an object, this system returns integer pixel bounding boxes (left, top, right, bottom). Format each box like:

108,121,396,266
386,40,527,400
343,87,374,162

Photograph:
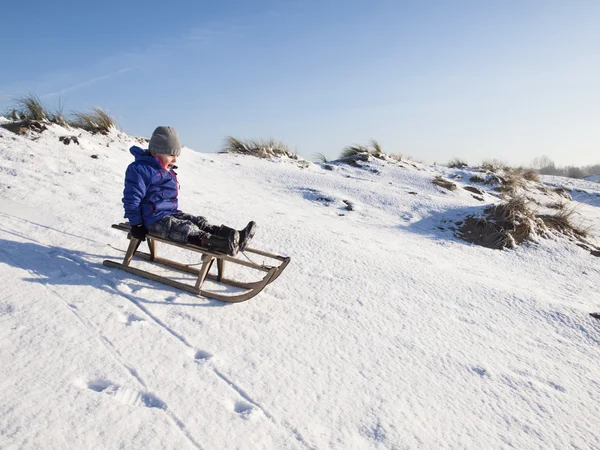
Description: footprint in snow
548,381,566,393
119,312,145,326
85,378,166,409
0,301,14,316
472,367,488,377
193,349,213,362
234,401,254,419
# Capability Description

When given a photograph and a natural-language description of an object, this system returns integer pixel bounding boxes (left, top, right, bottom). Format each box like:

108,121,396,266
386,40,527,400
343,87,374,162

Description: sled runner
103,223,290,303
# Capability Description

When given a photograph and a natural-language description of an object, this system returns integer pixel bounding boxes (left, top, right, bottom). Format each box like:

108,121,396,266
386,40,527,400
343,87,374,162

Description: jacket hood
129,145,162,169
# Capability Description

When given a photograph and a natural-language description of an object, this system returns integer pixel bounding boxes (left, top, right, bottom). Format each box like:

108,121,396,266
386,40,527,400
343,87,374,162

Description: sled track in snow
0,245,205,450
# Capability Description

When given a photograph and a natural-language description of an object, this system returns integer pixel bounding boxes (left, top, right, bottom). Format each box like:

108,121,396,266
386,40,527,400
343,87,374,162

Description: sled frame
103,223,290,303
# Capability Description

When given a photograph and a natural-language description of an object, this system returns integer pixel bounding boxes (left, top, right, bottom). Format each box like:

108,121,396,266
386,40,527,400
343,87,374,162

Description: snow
1,122,599,449
585,174,600,183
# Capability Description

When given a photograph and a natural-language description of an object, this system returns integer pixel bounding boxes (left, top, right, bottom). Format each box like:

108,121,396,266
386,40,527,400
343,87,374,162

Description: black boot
213,226,240,256
189,227,239,256
238,221,257,252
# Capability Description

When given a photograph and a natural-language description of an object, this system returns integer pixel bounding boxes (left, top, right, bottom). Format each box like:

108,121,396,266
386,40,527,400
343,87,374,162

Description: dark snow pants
147,212,219,244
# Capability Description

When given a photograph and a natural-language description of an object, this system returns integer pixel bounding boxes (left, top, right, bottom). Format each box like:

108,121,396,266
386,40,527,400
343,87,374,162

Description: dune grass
223,136,297,159
459,196,545,249
447,158,468,169
70,107,116,134
13,93,49,121
313,153,328,163
3,94,116,134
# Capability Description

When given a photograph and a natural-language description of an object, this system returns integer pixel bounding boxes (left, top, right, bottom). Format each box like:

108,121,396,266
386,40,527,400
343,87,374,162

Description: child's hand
130,224,147,241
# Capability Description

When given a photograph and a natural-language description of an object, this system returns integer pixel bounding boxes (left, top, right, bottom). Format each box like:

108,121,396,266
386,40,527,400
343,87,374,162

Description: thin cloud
43,68,132,99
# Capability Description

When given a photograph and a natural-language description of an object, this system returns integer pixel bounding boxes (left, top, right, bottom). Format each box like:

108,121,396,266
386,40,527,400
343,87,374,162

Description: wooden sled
103,223,290,303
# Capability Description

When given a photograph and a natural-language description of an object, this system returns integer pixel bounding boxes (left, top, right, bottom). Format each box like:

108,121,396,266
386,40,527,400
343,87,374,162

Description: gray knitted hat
149,126,182,156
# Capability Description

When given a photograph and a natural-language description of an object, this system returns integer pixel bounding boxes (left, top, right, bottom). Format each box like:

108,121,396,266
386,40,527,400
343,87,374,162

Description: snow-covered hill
1,122,599,449
585,174,600,183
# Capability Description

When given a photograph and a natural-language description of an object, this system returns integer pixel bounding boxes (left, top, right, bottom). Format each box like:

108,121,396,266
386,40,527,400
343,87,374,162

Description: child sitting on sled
122,126,256,256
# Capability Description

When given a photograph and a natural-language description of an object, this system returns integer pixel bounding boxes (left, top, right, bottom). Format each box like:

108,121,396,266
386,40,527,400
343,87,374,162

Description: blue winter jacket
122,146,181,227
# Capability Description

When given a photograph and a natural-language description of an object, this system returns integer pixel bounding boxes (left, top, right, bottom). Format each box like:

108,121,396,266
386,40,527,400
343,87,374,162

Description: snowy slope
585,174,600,183
1,123,599,449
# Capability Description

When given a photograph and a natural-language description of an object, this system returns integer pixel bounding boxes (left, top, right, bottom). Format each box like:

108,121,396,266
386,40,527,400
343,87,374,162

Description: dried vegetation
2,93,116,135
222,136,298,159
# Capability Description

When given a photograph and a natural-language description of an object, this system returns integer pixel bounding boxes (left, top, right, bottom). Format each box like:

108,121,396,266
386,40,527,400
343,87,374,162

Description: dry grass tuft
340,139,386,160
523,169,541,182
447,158,468,169
389,153,408,162
458,194,592,250
336,140,413,168
5,94,116,133
458,196,546,249
480,159,509,173
223,136,297,159
470,175,485,183
539,205,589,238
48,97,69,128
498,170,526,194
546,201,567,210
433,175,457,191
70,107,116,134
13,93,49,121
313,153,328,163
340,144,369,159
553,187,572,200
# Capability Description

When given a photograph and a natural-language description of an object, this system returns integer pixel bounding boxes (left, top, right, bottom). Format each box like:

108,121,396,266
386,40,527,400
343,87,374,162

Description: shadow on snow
0,237,228,308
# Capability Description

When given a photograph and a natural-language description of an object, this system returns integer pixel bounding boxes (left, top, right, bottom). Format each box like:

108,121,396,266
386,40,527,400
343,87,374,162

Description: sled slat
102,260,276,303
104,259,200,295
133,252,267,289
245,247,288,261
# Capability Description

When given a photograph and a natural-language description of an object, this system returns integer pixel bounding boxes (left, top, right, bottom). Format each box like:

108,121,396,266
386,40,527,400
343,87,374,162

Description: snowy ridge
1,122,599,449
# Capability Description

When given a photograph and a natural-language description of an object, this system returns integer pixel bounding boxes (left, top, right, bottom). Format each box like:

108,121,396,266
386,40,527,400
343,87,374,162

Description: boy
122,126,256,256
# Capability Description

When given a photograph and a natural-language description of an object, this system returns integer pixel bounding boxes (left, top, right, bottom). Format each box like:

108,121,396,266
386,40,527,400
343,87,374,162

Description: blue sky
1,0,599,166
